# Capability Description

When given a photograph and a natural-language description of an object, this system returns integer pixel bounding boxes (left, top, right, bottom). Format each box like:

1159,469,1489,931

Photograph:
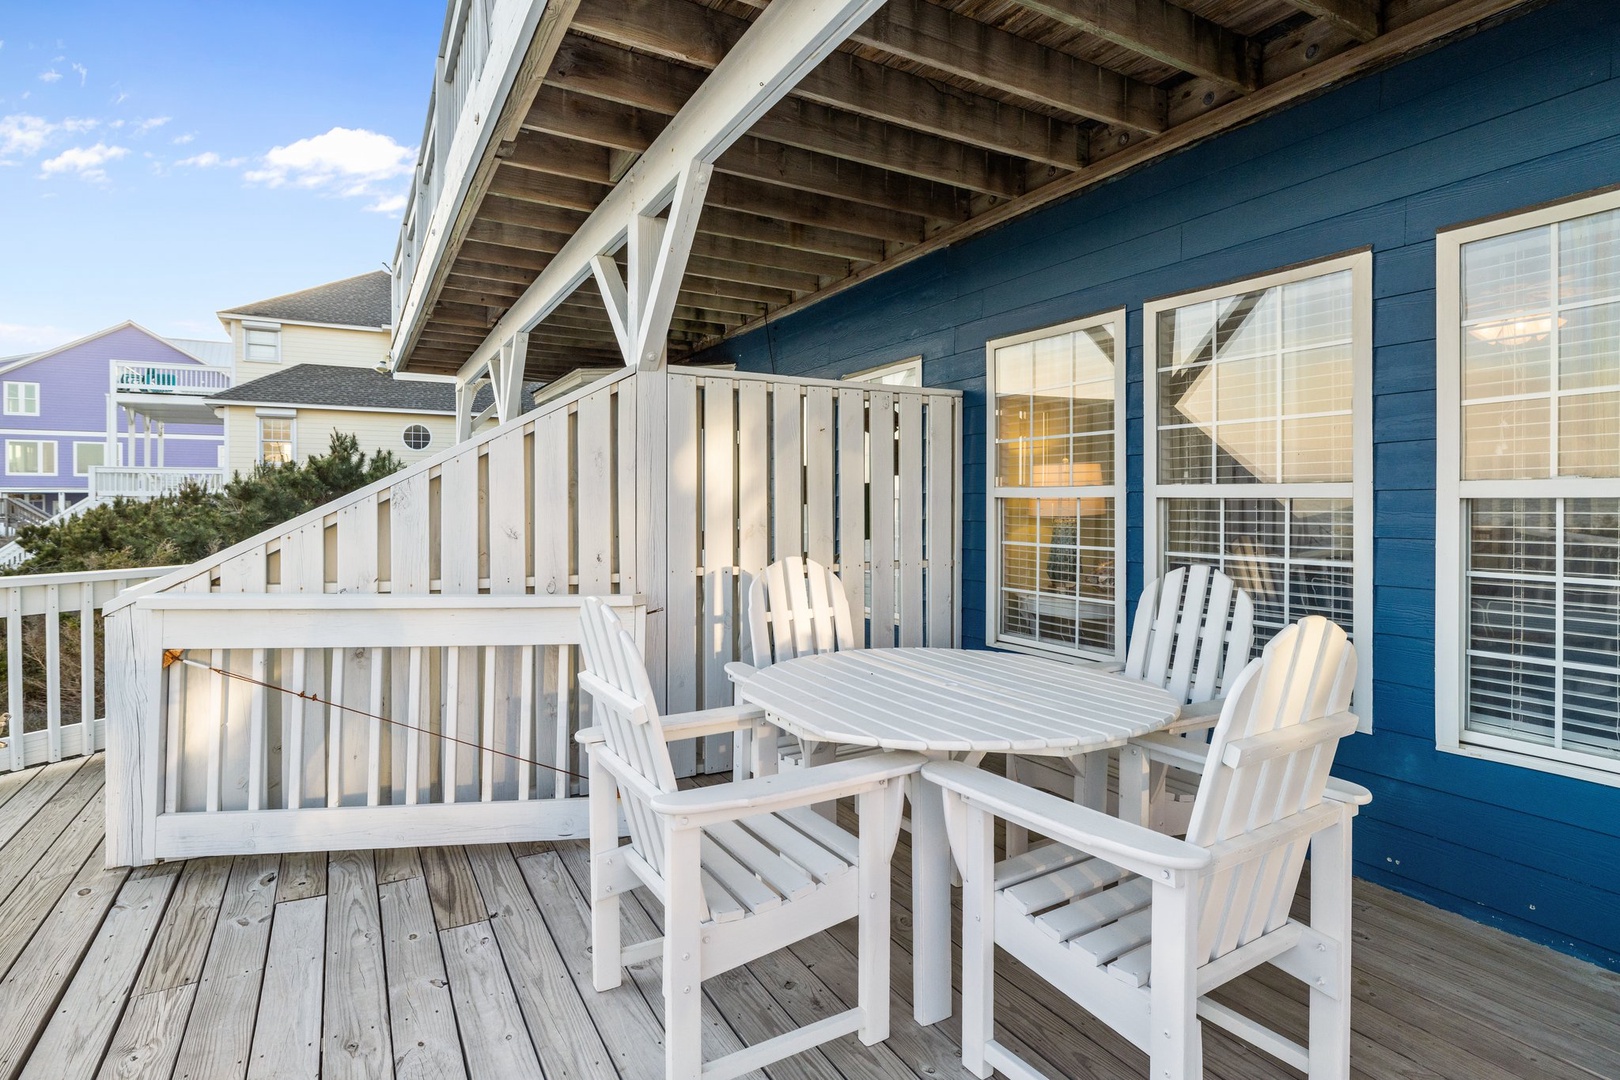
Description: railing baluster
6,587,22,772
164,650,183,814
444,646,459,804
286,650,306,809
405,646,422,806
518,644,534,801
326,653,344,809
79,585,96,751
44,584,61,761
480,646,496,803
248,648,267,810
208,649,226,813
554,644,571,800
367,648,384,806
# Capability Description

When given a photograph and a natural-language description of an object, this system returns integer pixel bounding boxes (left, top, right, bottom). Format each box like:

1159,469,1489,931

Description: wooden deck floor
1,755,1616,1080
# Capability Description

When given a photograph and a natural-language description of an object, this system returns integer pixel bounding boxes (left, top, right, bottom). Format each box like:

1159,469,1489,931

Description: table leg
909,768,952,1026
1072,750,1110,811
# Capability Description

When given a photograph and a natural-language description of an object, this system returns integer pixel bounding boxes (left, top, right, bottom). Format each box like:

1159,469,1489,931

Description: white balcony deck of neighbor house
103,359,230,500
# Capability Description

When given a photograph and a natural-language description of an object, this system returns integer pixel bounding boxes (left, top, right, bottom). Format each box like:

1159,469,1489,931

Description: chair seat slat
743,813,853,884
1030,876,1152,942
1002,856,1129,916
709,819,818,901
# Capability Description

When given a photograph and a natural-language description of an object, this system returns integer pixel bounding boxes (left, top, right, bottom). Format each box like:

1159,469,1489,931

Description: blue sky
0,1,444,353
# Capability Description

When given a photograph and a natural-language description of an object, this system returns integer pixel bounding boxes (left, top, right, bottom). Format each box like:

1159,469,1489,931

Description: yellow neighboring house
211,272,496,472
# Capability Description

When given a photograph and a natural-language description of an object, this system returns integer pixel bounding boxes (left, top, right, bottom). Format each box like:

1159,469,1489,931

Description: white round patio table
735,647,1181,1026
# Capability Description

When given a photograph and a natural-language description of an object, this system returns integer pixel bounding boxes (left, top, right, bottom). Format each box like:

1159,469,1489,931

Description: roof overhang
390,0,1549,387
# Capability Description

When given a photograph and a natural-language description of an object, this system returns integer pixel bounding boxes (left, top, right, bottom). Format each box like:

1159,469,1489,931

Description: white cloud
172,131,194,145
61,117,98,133
245,126,413,203
71,62,87,86
38,69,61,84
367,193,407,214
39,142,127,182
177,150,244,168
134,116,169,135
0,322,65,352
0,114,54,157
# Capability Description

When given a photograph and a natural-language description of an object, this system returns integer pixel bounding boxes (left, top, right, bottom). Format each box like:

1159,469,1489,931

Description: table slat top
737,648,1181,753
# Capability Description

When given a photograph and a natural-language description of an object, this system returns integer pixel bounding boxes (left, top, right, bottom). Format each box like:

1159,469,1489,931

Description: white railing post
104,602,163,867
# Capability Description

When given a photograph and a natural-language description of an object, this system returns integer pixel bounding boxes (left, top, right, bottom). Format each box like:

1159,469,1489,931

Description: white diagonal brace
591,255,633,361
633,162,713,369
456,0,888,382
494,331,528,422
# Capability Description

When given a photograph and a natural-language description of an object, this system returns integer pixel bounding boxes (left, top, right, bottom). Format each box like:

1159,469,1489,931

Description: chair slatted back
1184,616,1357,965
747,556,858,667
579,598,678,877
1124,565,1254,706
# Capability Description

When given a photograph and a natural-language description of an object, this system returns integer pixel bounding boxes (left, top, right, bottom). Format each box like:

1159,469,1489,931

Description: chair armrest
1325,777,1372,807
1162,698,1223,734
575,726,605,747
660,704,769,742
723,661,759,685
924,760,1210,878
651,751,926,828
1130,731,1210,771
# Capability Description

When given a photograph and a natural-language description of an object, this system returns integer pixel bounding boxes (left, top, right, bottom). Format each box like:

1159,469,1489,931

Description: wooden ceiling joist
1288,0,1381,41
551,27,1086,170
1004,0,1259,92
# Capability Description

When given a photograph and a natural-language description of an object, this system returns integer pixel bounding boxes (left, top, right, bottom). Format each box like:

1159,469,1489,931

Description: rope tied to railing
162,648,587,781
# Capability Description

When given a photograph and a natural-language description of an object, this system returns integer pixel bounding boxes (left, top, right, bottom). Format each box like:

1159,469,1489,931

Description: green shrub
6,432,402,575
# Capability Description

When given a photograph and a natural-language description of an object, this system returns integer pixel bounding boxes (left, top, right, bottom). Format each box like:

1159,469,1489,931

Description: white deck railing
1,566,181,772
112,360,232,396
104,367,962,866
89,467,226,501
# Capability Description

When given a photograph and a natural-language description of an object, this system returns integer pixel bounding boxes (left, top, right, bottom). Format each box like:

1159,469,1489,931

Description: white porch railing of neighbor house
1,566,180,772
104,367,961,865
111,360,232,396
89,466,226,501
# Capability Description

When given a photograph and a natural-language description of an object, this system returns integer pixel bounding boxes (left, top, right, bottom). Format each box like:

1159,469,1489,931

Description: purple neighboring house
0,322,227,516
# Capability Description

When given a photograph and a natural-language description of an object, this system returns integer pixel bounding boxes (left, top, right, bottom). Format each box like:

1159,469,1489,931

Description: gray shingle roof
209,363,535,415
221,271,392,328
211,364,457,412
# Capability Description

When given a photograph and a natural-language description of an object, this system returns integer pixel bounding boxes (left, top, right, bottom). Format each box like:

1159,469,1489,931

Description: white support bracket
456,0,889,384
454,373,481,443
490,332,529,423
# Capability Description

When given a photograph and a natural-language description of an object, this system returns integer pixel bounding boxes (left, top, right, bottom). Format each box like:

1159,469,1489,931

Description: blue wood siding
699,0,1620,969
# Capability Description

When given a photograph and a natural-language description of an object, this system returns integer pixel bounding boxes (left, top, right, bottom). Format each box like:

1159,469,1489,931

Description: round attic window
403,424,433,451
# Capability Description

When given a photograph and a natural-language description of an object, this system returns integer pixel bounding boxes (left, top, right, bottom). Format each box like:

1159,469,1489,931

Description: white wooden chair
576,597,922,1080
726,556,863,777
930,615,1368,1080
1008,564,1254,849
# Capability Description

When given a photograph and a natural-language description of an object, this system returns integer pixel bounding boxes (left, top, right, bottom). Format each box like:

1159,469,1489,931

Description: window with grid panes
1145,252,1373,718
987,311,1126,660
1437,191,1620,781
259,417,294,464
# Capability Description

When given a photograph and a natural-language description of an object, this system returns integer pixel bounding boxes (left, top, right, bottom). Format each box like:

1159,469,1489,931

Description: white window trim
1436,186,1620,788
3,381,40,417
844,356,923,385
243,321,283,364
1143,250,1375,727
258,415,297,465
6,439,57,476
72,441,106,477
985,309,1129,663
402,423,433,451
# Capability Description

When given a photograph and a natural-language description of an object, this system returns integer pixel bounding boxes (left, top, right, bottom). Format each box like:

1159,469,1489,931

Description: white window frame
844,356,923,386
243,322,282,364
3,382,39,417
986,309,1129,663
72,441,106,477
6,439,57,476
1144,251,1374,725
1436,186,1620,787
257,413,297,465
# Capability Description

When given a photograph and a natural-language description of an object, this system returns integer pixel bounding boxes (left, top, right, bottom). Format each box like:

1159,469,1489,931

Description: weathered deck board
0,756,1614,1080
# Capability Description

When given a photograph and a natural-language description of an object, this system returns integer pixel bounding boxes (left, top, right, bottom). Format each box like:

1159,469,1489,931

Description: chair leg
1003,757,1029,858
588,754,623,992
856,782,896,1045
1148,880,1204,1080
1308,812,1354,1080
664,827,705,1080
959,800,996,1079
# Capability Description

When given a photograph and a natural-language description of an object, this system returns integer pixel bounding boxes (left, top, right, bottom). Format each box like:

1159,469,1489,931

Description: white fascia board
219,402,457,418
454,0,890,384
217,314,391,334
